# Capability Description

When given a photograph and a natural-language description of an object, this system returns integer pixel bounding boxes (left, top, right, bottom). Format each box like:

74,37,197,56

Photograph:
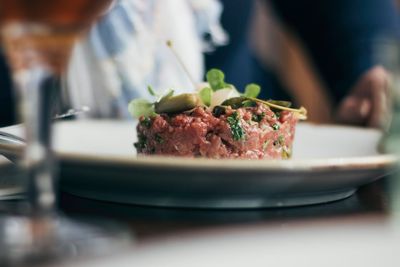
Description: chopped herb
252,112,265,123
134,134,147,150
243,83,261,98
140,117,152,128
155,134,164,144
227,112,245,141
272,123,280,130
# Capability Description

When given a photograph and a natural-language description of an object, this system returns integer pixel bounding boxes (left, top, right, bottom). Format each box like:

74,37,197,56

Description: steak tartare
135,102,298,159
129,69,306,160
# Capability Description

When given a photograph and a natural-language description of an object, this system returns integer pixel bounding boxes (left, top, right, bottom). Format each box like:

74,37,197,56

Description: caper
155,93,200,114
212,106,226,117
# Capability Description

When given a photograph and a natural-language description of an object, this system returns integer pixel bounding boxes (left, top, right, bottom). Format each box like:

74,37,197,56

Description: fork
0,106,90,146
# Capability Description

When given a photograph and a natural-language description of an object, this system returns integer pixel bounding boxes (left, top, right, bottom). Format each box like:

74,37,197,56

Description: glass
0,0,131,265
377,38,400,227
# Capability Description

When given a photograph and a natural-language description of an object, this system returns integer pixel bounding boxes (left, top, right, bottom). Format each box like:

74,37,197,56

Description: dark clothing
206,0,400,103
0,51,15,127
205,0,290,101
0,0,399,126
270,0,400,102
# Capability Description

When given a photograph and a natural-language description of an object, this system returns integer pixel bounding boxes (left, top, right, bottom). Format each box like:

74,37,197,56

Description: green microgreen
128,99,156,118
243,83,261,98
206,68,229,91
199,87,213,106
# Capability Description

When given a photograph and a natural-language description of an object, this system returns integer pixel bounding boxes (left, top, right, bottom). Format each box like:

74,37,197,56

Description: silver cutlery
0,106,90,145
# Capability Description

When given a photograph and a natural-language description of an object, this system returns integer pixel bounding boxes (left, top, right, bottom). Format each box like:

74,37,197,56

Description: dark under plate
60,159,391,209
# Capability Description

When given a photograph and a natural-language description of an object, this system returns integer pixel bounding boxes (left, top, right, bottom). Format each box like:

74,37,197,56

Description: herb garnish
129,67,307,120
155,134,164,144
140,117,152,128
252,112,266,123
206,69,233,91
243,84,261,98
128,99,156,118
199,87,212,106
227,112,245,141
134,134,147,150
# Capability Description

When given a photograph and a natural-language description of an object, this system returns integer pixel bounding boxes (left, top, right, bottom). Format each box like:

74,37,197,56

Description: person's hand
335,66,390,128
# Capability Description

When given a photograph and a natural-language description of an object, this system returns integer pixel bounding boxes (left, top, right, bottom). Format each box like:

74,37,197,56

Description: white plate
0,121,397,208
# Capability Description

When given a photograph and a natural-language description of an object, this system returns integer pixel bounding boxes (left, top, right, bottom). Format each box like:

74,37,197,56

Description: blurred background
0,0,399,125
1,1,400,266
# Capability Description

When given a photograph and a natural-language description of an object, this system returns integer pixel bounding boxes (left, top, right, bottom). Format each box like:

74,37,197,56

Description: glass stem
18,67,57,215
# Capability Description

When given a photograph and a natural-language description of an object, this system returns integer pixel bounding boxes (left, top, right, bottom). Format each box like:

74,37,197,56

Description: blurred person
206,0,399,127
0,0,398,128
66,0,228,118
0,51,15,127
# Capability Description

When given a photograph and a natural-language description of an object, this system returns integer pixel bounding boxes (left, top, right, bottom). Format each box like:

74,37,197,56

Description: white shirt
66,0,227,118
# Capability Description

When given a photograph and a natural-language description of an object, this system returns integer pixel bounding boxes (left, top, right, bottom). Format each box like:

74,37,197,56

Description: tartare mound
135,102,298,159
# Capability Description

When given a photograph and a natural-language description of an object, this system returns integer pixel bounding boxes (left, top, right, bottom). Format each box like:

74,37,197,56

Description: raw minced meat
135,102,298,159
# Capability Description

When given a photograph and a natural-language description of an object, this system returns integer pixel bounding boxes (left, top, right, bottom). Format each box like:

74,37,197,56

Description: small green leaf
199,87,212,106
147,85,157,96
128,99,155,118
244,83,261,98
206,68,227,91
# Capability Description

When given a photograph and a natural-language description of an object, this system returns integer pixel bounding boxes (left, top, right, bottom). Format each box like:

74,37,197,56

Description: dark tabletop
56,177,390,243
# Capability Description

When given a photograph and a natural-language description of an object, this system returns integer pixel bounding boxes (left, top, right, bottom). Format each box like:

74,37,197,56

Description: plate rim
60,151,397,172
1,121,398,172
